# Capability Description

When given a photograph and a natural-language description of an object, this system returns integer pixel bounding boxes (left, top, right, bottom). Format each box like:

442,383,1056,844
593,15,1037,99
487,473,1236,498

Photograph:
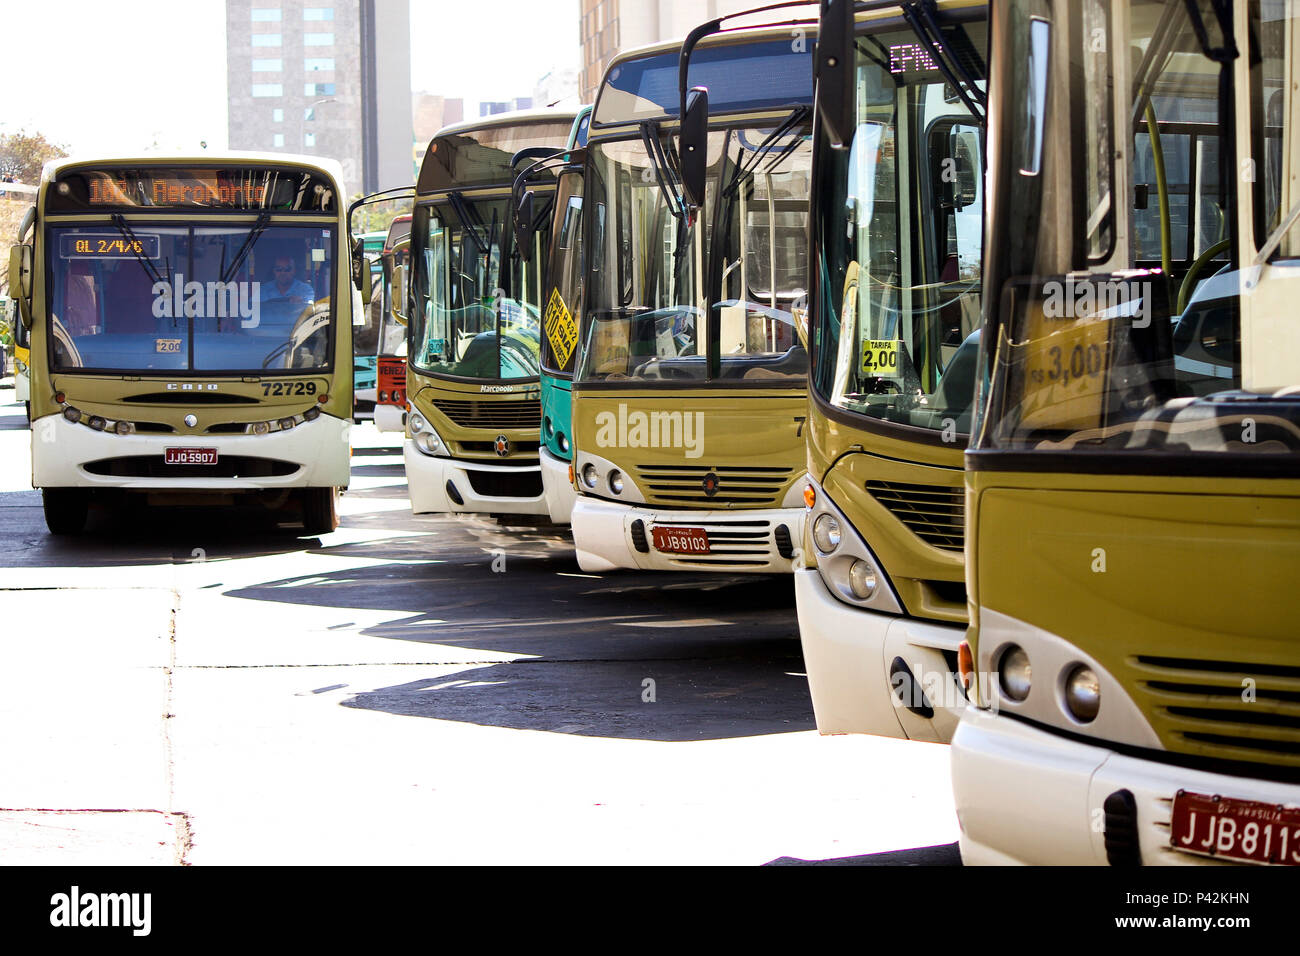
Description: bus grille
431,399,541,430
1131,655,1300,767
465,469,543,499
866,480,964,552
83,456,299,479
633,464,793,508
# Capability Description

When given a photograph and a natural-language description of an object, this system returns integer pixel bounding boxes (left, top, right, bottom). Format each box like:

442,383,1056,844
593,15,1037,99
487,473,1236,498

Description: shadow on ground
766,843,962,866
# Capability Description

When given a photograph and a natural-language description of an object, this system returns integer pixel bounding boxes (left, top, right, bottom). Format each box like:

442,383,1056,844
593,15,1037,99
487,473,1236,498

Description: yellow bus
953,0,1300,866
797,0,987,742
568,17,816,574
403,110,576,518
8,154,354,535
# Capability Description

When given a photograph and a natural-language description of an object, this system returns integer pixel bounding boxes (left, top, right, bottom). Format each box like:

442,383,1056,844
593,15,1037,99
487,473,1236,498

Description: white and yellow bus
8,154,355,535
568,17,816,574
954,0,1300,866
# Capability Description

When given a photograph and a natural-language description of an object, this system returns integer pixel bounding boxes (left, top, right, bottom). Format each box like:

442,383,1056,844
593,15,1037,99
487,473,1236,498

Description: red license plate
1169,790,1300,865
164,447,218,465
651,526,710,555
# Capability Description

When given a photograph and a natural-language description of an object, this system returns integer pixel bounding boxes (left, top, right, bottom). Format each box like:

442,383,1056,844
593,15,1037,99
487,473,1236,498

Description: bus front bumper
794,568,965,742
404,441,547,516
952,712,1300,865
31,412,351,490
571,497,804,573
373,403,406,433
540,447,576,525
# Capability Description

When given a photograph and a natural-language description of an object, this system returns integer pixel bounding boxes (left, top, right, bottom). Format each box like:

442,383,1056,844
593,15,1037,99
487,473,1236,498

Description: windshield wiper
111,214,167,287
221,211,271,283
641,121,686,222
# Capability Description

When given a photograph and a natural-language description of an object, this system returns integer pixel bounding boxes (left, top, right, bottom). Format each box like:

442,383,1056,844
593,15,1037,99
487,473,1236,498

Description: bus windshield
47,222,335,373
409,195,545,381
576,122,812,384
811,20,988,434
978,0,1300,458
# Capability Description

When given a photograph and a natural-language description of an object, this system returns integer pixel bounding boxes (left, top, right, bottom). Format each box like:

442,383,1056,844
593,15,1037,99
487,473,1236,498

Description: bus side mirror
391,263,408,321
950,128,980,209
816,0,855,150
8,244,32,328
681,87,709,209
515,190,536,252
351,242,373,305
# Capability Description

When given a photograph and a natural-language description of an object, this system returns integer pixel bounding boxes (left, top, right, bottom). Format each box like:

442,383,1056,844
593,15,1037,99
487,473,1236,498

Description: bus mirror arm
815,0,855,150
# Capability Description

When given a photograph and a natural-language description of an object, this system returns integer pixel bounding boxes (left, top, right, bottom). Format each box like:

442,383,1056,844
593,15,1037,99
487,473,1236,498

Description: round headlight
250,421,270,436
87,416,106,431
581,463,599,489
279,417,296,430
998,645,1032,702
62,406,82,423
812,514,841,554
114,420,134,436
1063,665,1100,722
609,469,624,495
848,560,877,599
544,416,554,437
408,412,427,434
378,390,389,403
558,433,570,453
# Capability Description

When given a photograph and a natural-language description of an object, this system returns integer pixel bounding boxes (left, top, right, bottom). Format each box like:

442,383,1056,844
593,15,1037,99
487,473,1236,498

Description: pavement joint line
162,656,763,668
162,588,192,866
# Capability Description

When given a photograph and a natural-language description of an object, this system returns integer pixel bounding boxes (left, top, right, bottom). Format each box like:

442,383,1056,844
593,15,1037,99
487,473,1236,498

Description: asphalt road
0,380,960,865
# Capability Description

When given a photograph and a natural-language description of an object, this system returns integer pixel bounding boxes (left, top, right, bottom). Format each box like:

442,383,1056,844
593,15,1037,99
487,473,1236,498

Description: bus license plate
651,526,709,555
1169,790,1300,865
165,447,218,465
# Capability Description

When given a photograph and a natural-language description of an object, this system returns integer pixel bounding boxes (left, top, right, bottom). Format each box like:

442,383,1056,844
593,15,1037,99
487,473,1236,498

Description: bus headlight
87,416,106,431
408,412,446,457
544,416,554,437
114,420,134,436
998,645,1032,702
609,469,624,495
848,560,877,599
249,421,271,436
558,433,570,453
812,514,841,554
1063,665,1100,722
581,463,599,490
63,406,82,423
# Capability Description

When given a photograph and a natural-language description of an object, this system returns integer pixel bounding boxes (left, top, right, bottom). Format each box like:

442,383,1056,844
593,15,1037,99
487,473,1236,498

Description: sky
0,0,580,159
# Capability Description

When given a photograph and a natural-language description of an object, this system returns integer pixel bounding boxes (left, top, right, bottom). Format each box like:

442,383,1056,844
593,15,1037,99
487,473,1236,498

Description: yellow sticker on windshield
156,339,182,353
543,287,578,370
860,339,901,378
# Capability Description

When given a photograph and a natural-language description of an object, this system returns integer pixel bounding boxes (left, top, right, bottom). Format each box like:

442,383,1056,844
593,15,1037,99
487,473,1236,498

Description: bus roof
591,22,817,130
416,110,579,196
431,108,580,142
41,151,347,193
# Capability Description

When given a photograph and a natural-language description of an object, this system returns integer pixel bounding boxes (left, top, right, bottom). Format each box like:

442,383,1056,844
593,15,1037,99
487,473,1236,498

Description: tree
350,194,413,236
0,130,68,184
